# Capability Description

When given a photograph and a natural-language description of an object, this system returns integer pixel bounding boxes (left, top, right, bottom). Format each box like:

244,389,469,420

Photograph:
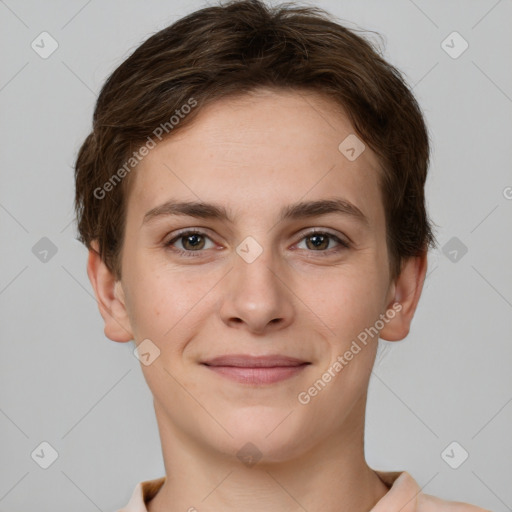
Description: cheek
124,263,215,342
300,265,384,338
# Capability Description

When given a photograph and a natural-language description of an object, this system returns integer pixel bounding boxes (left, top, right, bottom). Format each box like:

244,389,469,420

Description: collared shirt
116,470,491,511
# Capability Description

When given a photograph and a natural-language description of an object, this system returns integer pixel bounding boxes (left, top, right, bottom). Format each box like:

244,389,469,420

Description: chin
205,408,315,465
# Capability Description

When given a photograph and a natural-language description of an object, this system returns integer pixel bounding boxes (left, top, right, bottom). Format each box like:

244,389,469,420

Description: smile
202,363,310,385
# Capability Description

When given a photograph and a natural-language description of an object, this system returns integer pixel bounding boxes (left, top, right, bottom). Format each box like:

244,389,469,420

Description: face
97,88,415,463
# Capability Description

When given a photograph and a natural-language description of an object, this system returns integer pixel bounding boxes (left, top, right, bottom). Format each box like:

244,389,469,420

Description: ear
86,240,133,343
379,249,428,342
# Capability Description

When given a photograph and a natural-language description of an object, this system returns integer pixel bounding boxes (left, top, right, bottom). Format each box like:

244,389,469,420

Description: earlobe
379,250,428,342
86,240,133,343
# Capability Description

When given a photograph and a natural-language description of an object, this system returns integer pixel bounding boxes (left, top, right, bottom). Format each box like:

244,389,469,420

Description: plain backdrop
0,0,511,511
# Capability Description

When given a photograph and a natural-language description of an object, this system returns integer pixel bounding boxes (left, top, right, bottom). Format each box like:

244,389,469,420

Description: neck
147,395,389,512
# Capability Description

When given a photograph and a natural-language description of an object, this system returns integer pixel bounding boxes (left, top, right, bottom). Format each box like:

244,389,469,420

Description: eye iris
183,234,204,250
177,233,335,252
306,234,329,250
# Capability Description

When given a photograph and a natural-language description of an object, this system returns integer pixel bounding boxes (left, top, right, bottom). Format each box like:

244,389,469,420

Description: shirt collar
372,470,422,512
122,470,420,512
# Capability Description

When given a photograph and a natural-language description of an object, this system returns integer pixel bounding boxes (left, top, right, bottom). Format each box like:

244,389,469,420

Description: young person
74,1,490,510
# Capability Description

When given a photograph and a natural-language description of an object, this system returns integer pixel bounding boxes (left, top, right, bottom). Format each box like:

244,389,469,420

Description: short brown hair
74,0,437,282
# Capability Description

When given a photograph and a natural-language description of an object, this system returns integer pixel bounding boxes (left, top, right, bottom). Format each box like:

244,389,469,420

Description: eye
164,230,215,256
295,230,350,255
163,228,350,258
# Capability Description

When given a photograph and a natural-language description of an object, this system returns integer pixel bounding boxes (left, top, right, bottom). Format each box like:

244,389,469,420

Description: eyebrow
142,197,370,228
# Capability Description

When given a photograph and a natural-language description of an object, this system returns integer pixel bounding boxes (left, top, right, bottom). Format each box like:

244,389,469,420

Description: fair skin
87,88,427,512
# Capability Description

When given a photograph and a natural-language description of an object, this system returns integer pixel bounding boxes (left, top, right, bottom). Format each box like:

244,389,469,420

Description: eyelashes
163,229,351,258
165,230,215,256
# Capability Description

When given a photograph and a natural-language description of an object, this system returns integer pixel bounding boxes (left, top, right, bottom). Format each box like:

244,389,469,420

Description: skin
87,87,427,512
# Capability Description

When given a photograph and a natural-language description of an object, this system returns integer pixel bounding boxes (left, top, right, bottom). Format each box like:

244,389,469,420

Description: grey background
1,0,511,511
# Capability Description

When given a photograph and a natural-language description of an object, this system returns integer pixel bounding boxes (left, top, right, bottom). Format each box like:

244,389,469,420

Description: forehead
125,88,384,228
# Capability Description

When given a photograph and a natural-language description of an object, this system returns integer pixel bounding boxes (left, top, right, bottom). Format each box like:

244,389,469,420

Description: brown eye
165,230,215,256
180,233,206,251
305,233,330,251
297,230,350,255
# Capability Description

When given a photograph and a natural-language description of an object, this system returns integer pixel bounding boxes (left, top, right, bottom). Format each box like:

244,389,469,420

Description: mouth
201,354,311,385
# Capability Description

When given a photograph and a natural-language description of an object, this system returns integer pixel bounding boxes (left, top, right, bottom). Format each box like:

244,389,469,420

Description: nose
219,245,295,335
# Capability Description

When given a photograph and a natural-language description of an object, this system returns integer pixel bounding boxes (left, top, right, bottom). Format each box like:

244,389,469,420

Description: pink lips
201,354,310,385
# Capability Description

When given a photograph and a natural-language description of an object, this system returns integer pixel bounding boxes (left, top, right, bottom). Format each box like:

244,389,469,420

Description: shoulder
372,470,491,512
115,476,166,512
419,492,492,512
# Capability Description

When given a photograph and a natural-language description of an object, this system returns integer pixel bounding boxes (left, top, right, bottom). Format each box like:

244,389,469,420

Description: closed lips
201,355,310,367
